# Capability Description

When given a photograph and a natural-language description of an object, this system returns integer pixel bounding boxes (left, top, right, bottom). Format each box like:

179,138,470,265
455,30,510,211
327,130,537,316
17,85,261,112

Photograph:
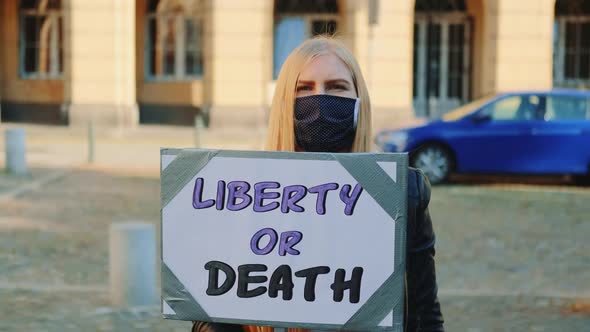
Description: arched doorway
413,0,471,118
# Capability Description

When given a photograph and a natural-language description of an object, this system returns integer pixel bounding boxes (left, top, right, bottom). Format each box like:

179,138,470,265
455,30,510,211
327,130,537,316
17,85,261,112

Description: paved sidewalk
0,168,587,331
0,123,266,173
0,124,588,331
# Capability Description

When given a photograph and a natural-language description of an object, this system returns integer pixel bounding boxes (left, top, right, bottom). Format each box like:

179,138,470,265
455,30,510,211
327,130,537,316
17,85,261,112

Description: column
484,0,554,93
207,0,273,129
351,0,416,132
65,0,138,127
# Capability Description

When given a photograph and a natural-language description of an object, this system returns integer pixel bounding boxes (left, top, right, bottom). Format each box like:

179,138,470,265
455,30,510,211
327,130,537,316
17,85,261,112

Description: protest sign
161,149,408,331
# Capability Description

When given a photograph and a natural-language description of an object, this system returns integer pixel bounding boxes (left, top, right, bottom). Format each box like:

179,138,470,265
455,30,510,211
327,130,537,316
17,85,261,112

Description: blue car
375,89,590,184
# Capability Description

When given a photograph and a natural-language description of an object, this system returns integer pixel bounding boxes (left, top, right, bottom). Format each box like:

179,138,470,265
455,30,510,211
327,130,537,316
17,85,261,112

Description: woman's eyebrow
325,79,352,85
296,80,315,85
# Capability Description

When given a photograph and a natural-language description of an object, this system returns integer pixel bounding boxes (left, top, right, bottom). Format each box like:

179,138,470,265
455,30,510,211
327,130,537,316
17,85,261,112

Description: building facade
0,0,584,132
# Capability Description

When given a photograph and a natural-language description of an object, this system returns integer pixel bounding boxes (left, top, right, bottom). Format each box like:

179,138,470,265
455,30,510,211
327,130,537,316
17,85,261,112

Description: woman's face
296,53,357,99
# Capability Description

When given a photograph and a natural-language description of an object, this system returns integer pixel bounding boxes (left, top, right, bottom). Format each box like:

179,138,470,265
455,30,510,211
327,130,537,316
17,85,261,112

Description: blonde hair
265,36,372,152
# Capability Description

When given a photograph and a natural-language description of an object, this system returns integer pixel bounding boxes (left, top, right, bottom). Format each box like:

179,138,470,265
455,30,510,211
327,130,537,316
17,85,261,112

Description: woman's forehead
298,54,353,82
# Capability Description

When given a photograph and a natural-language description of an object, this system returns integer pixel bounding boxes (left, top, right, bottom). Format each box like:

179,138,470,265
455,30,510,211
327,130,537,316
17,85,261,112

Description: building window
554,0,590,85
413,1,471,118
19,0,63,79
273,0,339,79
146,0,203,80
564,21,590,80
448,24,465,99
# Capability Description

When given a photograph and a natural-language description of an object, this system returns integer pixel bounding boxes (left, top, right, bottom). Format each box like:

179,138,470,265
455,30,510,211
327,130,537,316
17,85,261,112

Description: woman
193,36,444,332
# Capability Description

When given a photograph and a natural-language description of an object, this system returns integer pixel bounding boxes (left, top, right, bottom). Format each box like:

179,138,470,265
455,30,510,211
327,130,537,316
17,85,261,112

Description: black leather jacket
405,168,445,331
192,168,444,332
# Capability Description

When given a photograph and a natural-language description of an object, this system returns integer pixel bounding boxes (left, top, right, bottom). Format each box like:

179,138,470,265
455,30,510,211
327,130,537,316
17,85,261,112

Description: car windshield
442,94,498,121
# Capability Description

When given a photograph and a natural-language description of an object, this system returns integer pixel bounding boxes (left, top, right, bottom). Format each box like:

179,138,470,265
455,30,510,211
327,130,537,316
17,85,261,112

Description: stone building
0,0,586,132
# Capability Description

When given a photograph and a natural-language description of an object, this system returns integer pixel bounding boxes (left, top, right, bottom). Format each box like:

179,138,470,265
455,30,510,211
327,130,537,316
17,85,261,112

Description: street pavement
0,124,588,331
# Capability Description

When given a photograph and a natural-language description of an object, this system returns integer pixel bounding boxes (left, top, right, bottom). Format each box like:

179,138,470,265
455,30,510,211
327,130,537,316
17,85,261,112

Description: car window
442,94,497,121
545,96,589,121
485,95,540,121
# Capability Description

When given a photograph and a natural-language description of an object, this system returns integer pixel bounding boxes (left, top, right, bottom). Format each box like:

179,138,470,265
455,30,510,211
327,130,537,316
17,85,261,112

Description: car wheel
411,145,453,185
574,164,590,186
574,175,590,186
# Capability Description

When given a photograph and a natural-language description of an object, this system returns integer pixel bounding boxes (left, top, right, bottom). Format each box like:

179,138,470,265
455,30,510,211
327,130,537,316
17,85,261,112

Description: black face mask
294,94,360,152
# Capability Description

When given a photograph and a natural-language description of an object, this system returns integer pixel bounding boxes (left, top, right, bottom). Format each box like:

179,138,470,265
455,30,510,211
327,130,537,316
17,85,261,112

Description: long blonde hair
265,37,372,152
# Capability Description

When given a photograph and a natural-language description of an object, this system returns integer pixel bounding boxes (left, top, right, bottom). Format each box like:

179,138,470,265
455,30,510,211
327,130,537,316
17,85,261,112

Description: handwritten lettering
192,178,363,216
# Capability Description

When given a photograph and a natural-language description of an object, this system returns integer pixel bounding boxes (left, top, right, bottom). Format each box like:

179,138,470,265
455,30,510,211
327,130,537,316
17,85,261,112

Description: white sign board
161,149,408,331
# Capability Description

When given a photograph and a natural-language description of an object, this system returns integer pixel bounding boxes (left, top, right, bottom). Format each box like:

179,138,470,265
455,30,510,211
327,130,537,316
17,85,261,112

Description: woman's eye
328,84,348,91
296,85,312,92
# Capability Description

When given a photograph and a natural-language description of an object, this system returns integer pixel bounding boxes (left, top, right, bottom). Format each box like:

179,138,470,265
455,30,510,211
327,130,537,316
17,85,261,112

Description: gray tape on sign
162,263,211,321
161,149,220,208
334,153,406,222
343,271,405,331
335,153,407,331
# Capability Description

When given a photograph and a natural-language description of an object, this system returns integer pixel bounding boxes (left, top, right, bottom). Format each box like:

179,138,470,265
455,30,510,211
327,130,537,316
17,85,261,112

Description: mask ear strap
353,98,361,129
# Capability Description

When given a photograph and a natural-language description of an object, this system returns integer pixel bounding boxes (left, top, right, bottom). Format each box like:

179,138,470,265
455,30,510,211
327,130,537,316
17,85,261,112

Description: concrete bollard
5,128,28,176
109,222,157,307
194,114,205,148
88,120,95,163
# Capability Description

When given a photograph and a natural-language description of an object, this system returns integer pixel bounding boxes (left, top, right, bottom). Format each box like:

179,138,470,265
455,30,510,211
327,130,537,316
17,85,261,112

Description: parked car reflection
375,89,590,184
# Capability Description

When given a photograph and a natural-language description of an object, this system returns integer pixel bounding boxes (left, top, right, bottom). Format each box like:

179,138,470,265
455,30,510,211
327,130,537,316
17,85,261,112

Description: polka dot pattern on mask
294,94,358,152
